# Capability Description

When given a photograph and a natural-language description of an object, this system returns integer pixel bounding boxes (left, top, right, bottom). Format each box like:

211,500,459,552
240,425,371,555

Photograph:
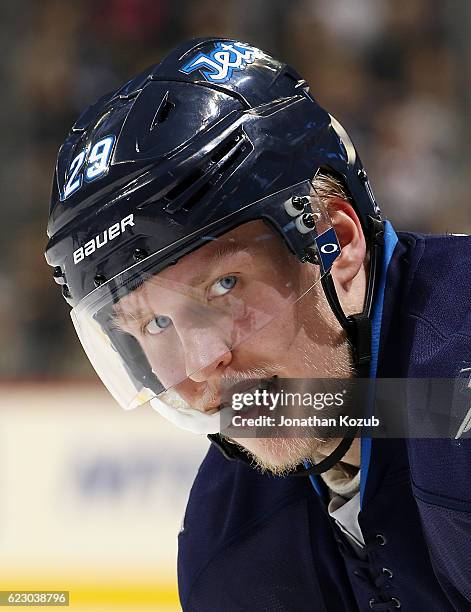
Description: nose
179,323,233,383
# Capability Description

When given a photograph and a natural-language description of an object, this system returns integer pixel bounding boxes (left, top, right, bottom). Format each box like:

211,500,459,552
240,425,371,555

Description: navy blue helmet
45,38,384,473
46,38,381,304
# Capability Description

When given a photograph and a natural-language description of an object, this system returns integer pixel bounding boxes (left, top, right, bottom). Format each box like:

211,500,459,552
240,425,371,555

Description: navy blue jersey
178,228,471,611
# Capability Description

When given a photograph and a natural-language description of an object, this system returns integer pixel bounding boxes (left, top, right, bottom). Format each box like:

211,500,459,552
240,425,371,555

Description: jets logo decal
180,41,259,83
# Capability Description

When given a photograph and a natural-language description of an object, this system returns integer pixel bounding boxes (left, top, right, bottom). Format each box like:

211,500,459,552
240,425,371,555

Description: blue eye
211,275,237,297
145,315,172,335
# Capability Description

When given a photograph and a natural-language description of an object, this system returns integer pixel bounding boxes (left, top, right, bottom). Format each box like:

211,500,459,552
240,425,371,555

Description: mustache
221,362,282,385
196,362,282,411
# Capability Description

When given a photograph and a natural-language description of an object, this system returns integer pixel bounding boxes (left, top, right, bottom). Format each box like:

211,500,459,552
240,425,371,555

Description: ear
328,198,366,292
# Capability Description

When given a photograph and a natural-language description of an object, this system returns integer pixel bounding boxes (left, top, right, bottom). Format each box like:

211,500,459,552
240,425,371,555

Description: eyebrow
157,242,249,294
110,307,153,331
192,241,249,283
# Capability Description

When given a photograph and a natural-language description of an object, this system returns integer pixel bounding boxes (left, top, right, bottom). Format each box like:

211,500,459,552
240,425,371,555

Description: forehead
157,220,284,281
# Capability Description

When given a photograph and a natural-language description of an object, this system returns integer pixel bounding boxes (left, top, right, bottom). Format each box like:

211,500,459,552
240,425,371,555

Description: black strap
320,216,384,373
207,433,249,462
290,433,356,476
347,313,371,377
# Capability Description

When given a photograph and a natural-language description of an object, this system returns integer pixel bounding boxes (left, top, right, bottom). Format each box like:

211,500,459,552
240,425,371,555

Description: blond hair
312,170,352,208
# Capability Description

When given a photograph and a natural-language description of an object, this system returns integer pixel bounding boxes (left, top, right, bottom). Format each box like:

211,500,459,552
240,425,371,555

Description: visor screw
305,245,320,265
61,284,71,299
93,274,107,287
284,195,309,217
358,169,368,182
52,266,66,285
292,195,309,210
133,248,148,262
295,213,316,234
301,212,316,228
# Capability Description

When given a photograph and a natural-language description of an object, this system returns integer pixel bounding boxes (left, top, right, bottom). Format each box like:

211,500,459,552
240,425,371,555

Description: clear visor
71,184,339,434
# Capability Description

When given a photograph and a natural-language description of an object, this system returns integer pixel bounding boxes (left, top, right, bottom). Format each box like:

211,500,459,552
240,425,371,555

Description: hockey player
45,39,471,610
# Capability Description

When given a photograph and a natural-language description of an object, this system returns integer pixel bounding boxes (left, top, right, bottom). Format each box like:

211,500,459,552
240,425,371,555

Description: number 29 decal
61,135,115,201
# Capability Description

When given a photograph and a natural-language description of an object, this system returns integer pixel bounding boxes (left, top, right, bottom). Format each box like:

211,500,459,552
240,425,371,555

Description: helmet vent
150,91,175,130
164,168,207,206
164,130,250,213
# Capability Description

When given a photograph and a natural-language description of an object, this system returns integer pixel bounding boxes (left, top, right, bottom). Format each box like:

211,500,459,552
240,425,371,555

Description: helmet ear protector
46,37,385,473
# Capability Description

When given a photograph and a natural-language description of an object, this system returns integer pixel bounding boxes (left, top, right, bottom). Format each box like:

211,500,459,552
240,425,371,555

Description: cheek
140,333,188,389
232,306,300,365
232,282,299,340
234,296,332,378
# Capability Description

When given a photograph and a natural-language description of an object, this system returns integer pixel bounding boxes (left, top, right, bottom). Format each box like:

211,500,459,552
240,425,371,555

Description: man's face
114,221,352,474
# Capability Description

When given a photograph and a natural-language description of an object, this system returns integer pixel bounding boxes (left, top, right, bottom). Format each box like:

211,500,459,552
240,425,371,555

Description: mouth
189,375,280,418
218,375,280,417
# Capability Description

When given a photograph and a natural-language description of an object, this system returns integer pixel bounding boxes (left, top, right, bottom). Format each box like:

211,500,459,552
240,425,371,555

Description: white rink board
0,383,209,585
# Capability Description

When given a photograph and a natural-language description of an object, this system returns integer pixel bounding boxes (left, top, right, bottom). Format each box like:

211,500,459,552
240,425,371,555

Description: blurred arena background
0,0,469,609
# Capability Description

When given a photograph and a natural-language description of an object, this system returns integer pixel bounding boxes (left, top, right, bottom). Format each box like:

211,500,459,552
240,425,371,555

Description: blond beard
234,436,328,477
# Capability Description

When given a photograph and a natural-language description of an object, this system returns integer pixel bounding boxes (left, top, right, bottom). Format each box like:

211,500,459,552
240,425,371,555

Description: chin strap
208,217,384,476
291,434,356,476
